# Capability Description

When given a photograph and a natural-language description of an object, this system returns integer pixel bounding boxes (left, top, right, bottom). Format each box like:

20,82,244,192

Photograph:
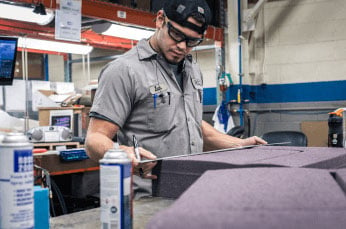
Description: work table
50,197,174,229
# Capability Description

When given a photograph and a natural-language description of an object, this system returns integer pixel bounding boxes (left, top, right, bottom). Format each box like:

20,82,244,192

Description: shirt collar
137,39,157,60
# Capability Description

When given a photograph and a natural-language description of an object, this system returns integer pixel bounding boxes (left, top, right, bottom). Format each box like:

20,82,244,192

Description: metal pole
215,42,223,104
238,0,244,126
44,54,49,81
87,52,91,84
64,54,72,82
22,37,29,132
82,54,85,81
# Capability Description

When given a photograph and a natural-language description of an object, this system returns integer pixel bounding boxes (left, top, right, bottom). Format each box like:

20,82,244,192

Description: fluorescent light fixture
18,37,93,55
0,2,54,25
93,22,155,40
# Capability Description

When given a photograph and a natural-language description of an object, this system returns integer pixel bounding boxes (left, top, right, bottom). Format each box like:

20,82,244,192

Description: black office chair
227,126,245,138
261,131,308,147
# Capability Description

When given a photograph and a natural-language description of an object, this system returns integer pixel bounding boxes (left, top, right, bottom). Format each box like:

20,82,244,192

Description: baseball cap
163,0,212,34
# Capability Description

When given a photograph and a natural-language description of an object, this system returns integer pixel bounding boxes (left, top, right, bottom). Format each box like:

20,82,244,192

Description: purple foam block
148,168,346,229
153,146,346,198
335,168,346,193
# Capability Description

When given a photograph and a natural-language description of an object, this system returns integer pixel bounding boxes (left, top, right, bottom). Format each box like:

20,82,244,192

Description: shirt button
191,142,195,146
187,118,190,122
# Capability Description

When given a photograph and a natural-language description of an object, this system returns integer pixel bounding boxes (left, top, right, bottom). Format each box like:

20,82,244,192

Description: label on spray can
0,132,34,229
100,148,132,229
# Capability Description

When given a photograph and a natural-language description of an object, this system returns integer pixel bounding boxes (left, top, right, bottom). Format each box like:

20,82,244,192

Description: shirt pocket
145,92,175,133
191,78,203,125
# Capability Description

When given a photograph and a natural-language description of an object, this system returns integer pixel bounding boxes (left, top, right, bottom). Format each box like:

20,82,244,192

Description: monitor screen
51,115,71,129
0,36,18,85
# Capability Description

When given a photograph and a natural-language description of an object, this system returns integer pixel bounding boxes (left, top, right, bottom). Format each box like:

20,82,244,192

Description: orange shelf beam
0,19,55,39
0,19,136,51
14,0,224,42
49,167,100,176
82,29,137,50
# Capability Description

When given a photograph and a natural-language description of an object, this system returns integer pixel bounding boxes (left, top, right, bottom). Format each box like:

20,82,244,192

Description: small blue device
59,148,89,161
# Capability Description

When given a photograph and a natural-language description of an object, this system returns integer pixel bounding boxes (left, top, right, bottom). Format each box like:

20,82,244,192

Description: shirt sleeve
89,111,117,124
90,59,135,128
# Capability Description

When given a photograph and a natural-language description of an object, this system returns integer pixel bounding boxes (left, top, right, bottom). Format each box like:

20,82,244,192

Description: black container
328,114,343,147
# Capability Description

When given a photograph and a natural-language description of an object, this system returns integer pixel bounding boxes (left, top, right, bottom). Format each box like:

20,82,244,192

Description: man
86,0,266,182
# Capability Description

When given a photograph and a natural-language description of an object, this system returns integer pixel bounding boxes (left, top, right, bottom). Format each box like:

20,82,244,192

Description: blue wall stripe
203,80,346,105
203,87,217,105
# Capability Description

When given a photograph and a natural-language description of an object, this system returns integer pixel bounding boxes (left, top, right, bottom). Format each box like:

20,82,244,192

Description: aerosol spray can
328,113,344,147
0,132,34,229
100,148,132,229
328,108,346,147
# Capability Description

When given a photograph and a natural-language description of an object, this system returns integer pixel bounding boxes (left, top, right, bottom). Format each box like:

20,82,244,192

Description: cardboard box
38,89,56,97
301,121,328,147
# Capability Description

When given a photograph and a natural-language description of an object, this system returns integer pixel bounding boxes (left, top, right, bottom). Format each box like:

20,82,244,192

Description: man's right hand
119,145,157,179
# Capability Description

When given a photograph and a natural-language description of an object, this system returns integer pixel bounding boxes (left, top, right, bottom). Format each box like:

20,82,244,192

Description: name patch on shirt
191,78,203,90
149,83,168,94
192,78,202,87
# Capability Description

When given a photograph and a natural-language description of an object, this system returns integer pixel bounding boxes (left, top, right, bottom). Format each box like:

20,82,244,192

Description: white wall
68,47,216,91
48,49,124,90
48,54,64,82
71,49,124,90
226,0,346,86
224,0,346,138
192,49,217,88
256,0,346,85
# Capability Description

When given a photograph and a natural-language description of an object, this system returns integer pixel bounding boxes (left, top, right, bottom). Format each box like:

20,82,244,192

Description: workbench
50,197,174,229
34,151,100,214
34,152,98,176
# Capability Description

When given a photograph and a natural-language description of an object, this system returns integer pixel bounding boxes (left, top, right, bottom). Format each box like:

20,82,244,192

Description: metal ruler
139,142,291,163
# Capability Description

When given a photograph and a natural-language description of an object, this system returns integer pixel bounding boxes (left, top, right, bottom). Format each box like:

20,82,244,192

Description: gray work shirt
91,39,204,158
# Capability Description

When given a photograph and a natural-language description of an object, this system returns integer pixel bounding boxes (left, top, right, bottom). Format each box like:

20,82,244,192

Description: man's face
157,14,204,64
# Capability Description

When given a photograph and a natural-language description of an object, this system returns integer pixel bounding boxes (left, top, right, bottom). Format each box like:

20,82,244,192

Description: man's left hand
241,136,267,146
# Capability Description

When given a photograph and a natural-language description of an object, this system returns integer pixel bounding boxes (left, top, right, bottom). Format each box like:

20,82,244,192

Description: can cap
2,132,29,144
99,148,131,164
104,149,128,159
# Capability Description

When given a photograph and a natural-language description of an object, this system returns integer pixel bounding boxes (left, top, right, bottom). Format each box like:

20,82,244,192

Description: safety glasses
166,21,204,47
